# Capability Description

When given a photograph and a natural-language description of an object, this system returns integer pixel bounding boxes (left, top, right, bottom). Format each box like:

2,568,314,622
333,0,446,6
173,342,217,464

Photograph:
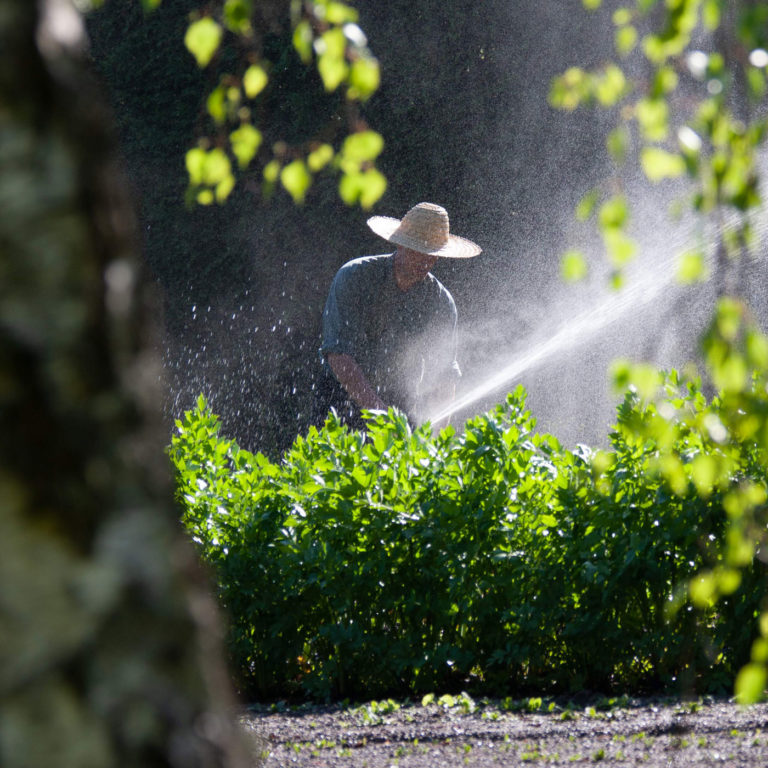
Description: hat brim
367,215,482,259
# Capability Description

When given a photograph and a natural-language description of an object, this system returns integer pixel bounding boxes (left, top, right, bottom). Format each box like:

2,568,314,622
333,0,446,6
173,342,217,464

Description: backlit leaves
243,65,268,98
230,124,262,169
181,0,384,208
280,159,312,204
640,147,686,181
561,250,588,282
185,17,222,67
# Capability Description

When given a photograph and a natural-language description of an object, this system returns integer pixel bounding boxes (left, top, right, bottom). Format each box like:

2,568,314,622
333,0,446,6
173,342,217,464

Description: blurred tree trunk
0,2,257,766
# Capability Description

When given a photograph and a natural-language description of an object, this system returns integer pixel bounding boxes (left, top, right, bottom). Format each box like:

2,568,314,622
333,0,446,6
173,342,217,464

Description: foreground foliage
170,305,768,701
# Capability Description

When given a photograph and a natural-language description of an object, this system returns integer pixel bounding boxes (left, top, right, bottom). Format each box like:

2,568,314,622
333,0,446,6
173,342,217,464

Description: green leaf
339,168,386,208
325,1,358,24
576,190,599,220
595,64,627,106
307,143,334,172
582,0,601,8
635,98,669,141
243,64,268,98
263,159,281,183
186,147,208,185
598,195,628,230
318,53,348,92
561,250,588,282
280,159,312,204
348,57,380,100
206,85,227,124
606,126,629,164
185,17,223,68
223,0,252,34
215,173,235,203
702,0,721,30
358,168,387,208
604,228,637,266
202,148,231,185
677,250,707,283
292,20,313,64
230,124,262,169
341,130,384,163
615,25,638,56
641,147,686,181
735,663,767,705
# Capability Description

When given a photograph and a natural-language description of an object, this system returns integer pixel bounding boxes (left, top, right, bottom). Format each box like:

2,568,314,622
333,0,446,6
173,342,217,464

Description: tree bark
0,2,257,766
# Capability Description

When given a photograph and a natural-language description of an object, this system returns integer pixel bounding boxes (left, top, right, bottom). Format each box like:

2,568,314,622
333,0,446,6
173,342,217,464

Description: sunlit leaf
635,98,668,141
641,147,686,181
677,250,707,283
561,250,588,282
186,147,207,185
280,159,312,204
690,453,716,496
735,663,767,705
292,20,313,64
746,330,768,371
659,454,687,496
263,159,281,183
358,168,387,208
342,130,384,163
325,1,358,24
576,190,599,220
595,65,627,106
202,148,231,185
185,17,223,68
604,227,636,266
223,0,252,34
207,85,227,124
318,27,346,58
339,168,386,208
702,0,721,30
348,57,380,100
606,126,629,164
712,355,748,393
615,25,637,56
318,53,348,91
215,173,236,202
230,124,262,169
243,64,268,98
307,143,335,172
689,571,716,608
598,195,628,229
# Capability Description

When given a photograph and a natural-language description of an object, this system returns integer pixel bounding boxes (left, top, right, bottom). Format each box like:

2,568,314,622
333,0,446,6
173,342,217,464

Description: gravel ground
243,695,768,767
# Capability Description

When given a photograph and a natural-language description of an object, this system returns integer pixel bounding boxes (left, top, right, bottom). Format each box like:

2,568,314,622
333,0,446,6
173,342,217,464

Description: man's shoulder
332,253,392,290
337,253,392,274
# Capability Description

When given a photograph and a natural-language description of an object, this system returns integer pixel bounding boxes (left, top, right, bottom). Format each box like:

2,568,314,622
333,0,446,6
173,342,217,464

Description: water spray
429,266,677,425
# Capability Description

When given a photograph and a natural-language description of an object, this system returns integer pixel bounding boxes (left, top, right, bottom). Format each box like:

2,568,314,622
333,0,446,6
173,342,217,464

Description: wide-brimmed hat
367,202,482,258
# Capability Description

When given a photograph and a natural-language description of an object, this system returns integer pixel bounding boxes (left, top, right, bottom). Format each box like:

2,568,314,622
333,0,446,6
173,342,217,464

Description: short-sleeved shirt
319,254,461,421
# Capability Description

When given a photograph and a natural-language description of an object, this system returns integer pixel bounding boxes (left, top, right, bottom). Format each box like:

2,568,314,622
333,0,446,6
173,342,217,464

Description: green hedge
169,383,765,701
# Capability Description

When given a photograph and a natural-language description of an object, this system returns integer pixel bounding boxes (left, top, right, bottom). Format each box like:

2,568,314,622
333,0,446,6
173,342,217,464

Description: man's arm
327,352,386,411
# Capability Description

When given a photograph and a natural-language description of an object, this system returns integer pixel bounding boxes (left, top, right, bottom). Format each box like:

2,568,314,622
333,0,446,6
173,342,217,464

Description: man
319,202,481,429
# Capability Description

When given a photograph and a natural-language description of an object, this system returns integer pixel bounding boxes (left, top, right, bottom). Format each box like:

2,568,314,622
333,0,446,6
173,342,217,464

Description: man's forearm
327,353,386,411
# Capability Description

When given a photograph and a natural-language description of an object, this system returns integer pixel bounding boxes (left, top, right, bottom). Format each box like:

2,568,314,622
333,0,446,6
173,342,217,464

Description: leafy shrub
170,378,766,701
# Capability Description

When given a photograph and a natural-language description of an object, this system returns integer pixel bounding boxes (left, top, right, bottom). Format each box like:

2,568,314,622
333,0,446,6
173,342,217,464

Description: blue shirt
320,254,461,420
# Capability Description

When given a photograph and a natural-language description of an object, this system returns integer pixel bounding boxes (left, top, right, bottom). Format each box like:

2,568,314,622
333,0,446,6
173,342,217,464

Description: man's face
393,245,439,289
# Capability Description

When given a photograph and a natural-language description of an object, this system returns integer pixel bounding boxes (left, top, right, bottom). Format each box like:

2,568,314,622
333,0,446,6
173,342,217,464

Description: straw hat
367,202,482,258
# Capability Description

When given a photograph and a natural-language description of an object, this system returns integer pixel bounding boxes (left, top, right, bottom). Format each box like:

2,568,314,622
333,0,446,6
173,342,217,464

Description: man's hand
327,353,387,411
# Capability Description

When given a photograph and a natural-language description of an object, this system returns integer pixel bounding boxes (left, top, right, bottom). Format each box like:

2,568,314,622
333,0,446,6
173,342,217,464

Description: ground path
243,695,768,767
